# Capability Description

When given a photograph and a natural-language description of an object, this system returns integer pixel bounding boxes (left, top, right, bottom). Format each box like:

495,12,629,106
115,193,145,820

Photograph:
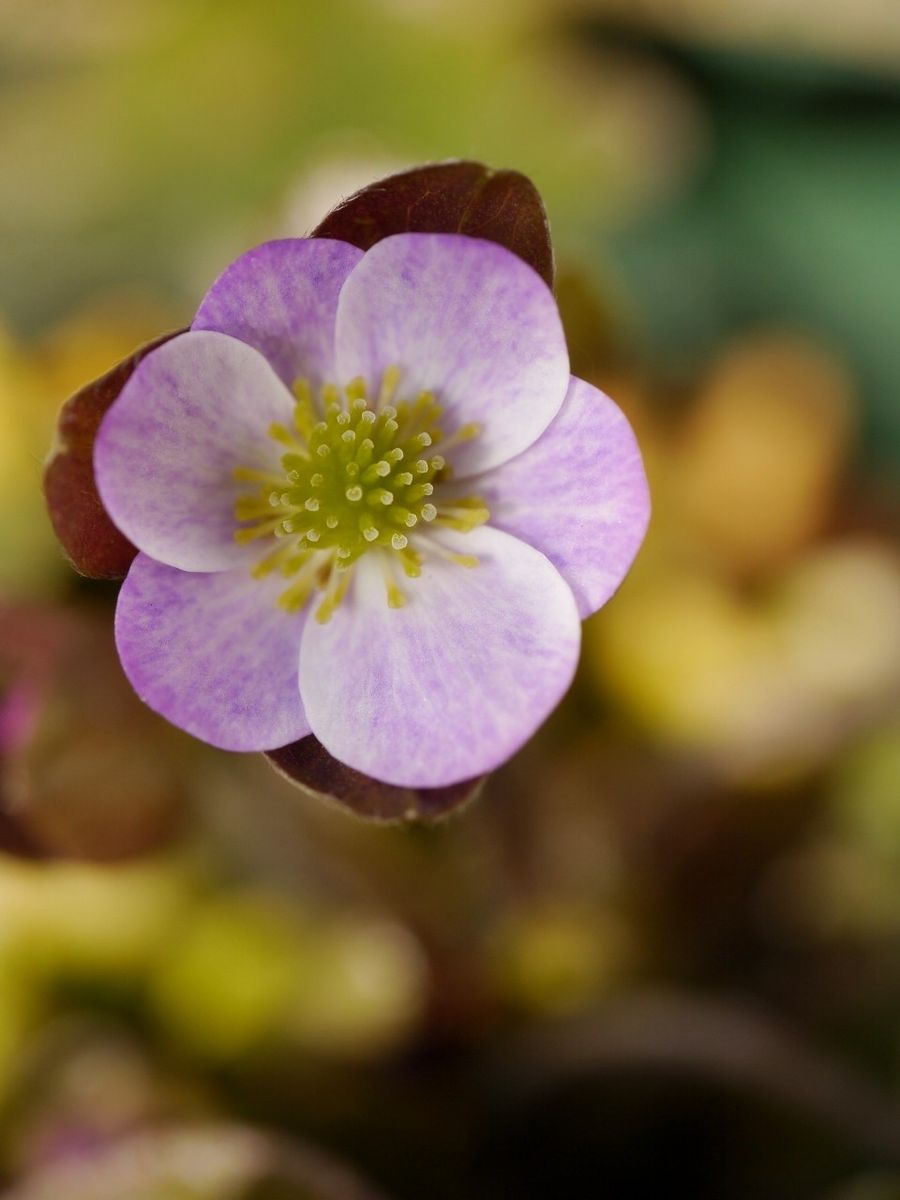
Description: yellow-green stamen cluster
233,369,488,621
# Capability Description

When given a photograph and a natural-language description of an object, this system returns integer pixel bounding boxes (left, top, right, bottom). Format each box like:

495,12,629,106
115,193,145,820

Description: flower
94,233,649,788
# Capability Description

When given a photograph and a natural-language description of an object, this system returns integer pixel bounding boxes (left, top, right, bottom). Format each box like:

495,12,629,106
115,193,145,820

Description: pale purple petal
334,233,569,477
468,376,650,618
116,553,310,752
95,331,294,572
299,527,580,788
193,238,363,387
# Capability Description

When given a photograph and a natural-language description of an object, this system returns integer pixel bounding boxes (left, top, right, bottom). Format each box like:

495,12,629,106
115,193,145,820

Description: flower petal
334,233,569,476
95,331,294,572
299,526,580,788
469,377,650,617
192,238,363,387
115,553,310,752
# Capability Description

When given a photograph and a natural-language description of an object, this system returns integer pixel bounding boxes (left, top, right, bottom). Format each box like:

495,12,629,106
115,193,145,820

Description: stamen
406,482,433,501
440,422,481,450
378,364,401,409
292,378,317,439
345,376,367,402
315,566,352,623
268,422,306,453
232,466,283,485
383,557,407,609
232,368,489,617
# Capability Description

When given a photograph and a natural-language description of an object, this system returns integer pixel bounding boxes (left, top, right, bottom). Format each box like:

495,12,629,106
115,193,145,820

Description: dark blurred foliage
1,1,899,1197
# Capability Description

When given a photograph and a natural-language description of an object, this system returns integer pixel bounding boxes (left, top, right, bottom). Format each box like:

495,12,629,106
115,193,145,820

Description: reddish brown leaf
43,330,185,579
266,735,484,822
313,160,554,289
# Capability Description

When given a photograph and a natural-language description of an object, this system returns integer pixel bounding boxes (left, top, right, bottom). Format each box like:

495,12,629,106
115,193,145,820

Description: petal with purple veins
334,233,569,477
95,331,294,572
115,553,310,752
193,238,364,387
299,526,580,788
468,376,650,617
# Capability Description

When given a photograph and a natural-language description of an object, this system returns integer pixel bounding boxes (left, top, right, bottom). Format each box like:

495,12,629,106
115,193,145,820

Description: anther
406,482,433,501
345,485,363,502
361,461,390,484
420,503,437,522
358,513,379,541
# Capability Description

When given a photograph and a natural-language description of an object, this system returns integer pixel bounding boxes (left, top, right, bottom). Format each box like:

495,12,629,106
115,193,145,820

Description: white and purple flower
94,233,649,788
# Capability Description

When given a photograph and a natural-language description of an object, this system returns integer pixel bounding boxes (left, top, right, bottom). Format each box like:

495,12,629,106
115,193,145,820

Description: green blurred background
1,1,899,1197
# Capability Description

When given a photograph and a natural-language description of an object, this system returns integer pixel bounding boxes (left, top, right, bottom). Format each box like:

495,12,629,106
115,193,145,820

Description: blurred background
1,1,899,1196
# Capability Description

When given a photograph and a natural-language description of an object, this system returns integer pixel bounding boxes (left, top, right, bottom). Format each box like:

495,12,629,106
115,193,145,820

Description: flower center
232,368,488,622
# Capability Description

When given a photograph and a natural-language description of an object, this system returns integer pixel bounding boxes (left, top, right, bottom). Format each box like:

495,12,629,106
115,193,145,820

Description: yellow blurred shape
492,904,631,1016
0,302,175,596
593,568,775,747
775,543,900,710
675,334,853,575
830,726,900,864
0,858,189,982
589,539,900,781
0,328,59,595
151,895,301,1060
151,894,425,1061
36,299,177,405
283,915,424,1057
